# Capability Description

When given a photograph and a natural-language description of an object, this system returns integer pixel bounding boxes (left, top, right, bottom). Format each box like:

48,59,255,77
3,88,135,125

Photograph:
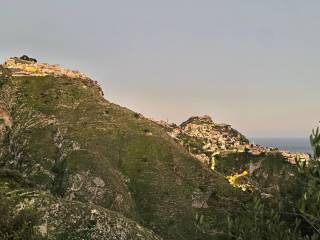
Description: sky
1,0,319,137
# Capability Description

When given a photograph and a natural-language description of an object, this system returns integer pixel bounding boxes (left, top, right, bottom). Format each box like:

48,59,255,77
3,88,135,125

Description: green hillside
0,61,248,240
1,57,319,240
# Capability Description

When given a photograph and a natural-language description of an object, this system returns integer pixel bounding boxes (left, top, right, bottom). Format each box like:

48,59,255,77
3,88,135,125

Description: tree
310,125,320,160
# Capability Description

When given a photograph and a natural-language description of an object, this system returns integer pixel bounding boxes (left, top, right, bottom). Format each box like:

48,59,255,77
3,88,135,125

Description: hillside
1,56,318,240
157,115,309,194
0,57,253,240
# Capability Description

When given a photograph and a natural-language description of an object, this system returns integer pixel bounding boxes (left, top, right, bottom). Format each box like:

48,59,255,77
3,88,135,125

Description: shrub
0,195,44,240
224,123,320,240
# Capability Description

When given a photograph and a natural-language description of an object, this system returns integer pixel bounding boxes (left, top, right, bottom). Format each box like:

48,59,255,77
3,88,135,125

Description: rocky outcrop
4,57,88,79
3,57,104,96
0,173,161,240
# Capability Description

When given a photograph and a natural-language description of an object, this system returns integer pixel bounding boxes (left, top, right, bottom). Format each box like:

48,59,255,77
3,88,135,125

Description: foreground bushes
225,125,320,240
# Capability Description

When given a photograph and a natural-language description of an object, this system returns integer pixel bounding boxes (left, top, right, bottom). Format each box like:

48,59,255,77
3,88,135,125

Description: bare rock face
0,175,161,240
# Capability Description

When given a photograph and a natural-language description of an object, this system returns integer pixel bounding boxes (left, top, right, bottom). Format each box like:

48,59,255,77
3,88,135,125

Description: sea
250,137,313,154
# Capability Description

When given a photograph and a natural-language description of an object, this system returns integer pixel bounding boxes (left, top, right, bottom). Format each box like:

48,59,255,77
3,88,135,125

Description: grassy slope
0,74,249,240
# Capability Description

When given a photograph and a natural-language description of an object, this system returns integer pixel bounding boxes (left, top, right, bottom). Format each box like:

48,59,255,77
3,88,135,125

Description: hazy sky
1,0,319,137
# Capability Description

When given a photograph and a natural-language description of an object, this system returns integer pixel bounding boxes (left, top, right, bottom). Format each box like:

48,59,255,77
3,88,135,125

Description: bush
224,124,320,240
0,195,44,240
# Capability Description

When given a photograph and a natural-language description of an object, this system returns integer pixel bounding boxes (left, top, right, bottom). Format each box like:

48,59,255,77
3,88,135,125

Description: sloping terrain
158,115,308,195
155,112,313,239
0,57,250,240
0,170,161,240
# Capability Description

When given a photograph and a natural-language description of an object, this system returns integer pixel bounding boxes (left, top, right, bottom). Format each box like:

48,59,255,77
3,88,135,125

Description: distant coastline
250,137,312,154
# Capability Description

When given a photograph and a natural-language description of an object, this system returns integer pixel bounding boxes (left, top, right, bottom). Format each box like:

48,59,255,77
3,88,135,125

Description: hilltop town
157,115,310,167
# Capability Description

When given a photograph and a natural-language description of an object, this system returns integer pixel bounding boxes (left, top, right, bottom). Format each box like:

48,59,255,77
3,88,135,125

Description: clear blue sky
1,0,319,137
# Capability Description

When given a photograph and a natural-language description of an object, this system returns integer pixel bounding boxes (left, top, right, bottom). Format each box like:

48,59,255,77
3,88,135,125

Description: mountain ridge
0,56,249,240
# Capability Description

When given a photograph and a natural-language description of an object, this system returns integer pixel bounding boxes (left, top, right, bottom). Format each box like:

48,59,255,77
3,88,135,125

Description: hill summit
4,56,89,79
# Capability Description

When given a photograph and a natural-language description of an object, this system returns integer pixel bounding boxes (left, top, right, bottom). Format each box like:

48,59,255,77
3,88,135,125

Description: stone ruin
3,56,89,80
1,56,104,96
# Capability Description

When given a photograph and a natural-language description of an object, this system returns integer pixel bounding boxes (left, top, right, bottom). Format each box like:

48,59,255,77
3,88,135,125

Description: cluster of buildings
158,115,310,165
180,115,248,152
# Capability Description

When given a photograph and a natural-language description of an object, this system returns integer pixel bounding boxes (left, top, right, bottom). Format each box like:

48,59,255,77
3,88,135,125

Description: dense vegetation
223,126,320,240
